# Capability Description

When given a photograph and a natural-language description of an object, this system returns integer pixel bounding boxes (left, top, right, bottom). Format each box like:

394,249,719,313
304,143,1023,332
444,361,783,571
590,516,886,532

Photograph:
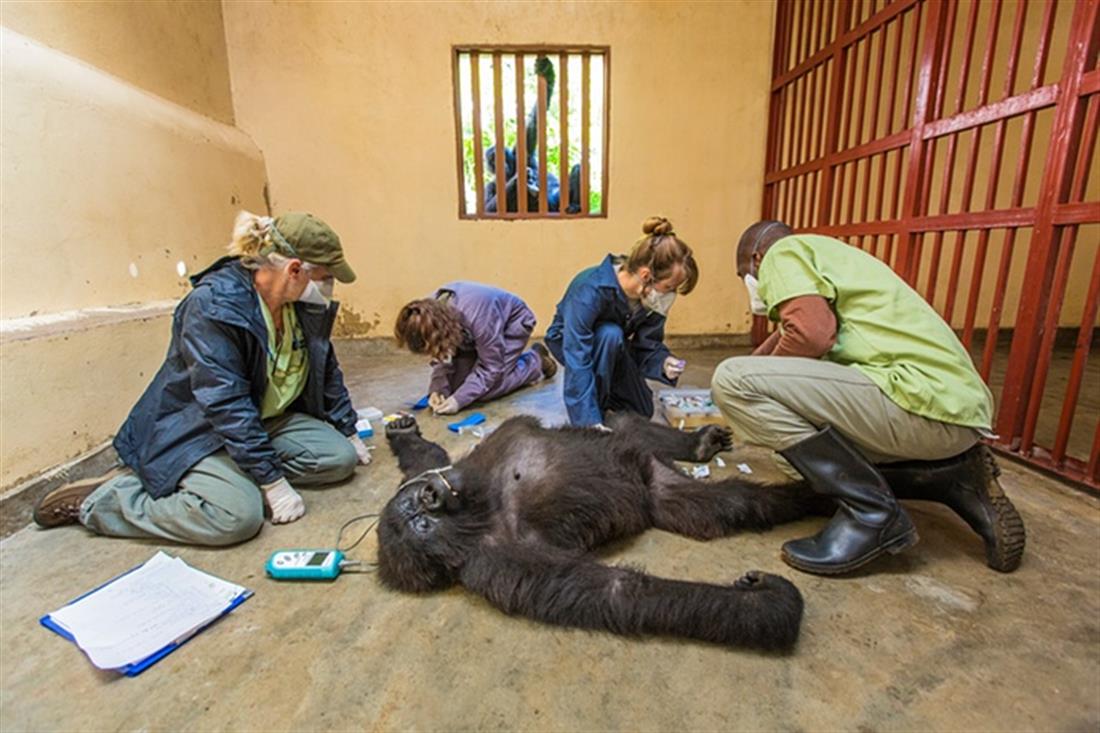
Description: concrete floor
2,344,1099,731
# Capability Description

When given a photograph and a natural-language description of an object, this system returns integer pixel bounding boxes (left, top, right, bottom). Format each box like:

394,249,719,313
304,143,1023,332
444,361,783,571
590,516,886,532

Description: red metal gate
762,0,1100,490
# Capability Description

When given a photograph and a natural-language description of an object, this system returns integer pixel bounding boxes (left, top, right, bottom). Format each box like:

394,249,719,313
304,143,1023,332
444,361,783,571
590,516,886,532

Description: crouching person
394,282,556,415
33,211,372,546
712,220,1025,576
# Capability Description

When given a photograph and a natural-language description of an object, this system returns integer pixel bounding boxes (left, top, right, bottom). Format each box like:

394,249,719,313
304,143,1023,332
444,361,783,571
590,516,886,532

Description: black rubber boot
879,445,1025,572
779,426,918,575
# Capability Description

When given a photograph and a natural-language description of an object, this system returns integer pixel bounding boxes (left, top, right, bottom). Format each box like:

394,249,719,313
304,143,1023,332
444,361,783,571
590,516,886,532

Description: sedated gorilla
376,411,832,651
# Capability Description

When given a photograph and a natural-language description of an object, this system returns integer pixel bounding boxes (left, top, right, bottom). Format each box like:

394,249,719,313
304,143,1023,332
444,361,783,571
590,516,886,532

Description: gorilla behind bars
376,412,832,651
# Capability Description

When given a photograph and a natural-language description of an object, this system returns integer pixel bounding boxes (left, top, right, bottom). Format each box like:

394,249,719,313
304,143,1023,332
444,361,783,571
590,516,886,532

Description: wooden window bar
452,46,610,220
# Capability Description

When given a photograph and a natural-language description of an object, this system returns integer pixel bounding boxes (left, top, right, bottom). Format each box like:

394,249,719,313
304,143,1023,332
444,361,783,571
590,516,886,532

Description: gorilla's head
377,467,486,593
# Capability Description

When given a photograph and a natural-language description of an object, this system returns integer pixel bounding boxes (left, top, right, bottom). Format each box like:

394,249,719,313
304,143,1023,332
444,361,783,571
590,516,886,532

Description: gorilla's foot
531,342,558,380
692,424,733,462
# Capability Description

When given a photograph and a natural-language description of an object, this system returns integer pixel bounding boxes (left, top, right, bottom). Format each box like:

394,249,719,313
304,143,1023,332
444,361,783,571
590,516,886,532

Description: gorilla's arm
459,544,803,650
385,416,452,479
605,411,732,463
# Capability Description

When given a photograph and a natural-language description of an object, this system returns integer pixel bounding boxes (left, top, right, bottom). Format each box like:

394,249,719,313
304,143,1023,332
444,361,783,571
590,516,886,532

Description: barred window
453,46,609,219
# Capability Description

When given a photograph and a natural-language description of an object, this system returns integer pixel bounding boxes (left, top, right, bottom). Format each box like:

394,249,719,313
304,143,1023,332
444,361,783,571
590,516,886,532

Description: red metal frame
762,0,1100,491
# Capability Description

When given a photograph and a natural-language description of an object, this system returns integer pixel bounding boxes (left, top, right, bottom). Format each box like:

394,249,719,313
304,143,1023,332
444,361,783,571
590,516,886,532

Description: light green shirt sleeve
756,242,837,321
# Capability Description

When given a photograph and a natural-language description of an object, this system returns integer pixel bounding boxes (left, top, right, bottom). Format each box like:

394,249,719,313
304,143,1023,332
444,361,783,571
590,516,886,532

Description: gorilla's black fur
377,412,831,651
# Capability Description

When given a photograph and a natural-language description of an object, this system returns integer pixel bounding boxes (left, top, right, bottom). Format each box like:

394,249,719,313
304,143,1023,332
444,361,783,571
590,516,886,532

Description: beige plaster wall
222,0,775,339
1,316,173,490
0,26,268,488
1,0,235,123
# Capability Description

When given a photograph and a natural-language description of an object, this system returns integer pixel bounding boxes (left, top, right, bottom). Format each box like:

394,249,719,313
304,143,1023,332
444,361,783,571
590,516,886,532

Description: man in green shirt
712,220,1025,576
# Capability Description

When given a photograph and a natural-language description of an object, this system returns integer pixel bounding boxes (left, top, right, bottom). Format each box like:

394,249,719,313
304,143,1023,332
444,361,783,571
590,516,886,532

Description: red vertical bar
868,23,888,141
798,72,811,167
1089,422,1100,483
794,0,807,71
802,68,816,167
996,0,1100,444
896,0,944,284
961,0,1028,348
981,1,1058,378
855,32,874,147
1052,235,1100,463
899,1,923,133
1020,225,1076,453
885,12,904,134
815,1,853,223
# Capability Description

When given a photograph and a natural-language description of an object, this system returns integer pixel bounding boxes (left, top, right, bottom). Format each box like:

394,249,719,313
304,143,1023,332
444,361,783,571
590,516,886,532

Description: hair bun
642,216,674,237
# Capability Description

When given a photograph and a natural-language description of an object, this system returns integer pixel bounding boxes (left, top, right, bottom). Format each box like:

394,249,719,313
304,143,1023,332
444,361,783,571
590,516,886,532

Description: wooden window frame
451,44,611,220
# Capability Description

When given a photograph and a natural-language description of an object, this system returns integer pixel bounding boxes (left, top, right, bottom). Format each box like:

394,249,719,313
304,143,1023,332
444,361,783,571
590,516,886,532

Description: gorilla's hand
386,414,420,437
692,425,733,462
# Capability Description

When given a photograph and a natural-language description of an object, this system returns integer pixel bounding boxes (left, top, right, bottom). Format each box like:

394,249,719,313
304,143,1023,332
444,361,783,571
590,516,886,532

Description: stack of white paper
47,551,248,670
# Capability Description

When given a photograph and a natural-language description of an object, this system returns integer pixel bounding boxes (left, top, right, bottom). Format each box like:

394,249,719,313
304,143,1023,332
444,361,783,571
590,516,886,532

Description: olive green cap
269,212,356,283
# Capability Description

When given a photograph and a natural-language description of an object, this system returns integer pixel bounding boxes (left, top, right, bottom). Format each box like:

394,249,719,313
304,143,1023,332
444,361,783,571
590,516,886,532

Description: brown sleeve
771,295,837,358
751,329,782,356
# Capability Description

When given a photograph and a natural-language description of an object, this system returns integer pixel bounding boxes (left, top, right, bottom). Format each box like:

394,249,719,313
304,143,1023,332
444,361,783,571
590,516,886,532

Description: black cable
334,512,380,573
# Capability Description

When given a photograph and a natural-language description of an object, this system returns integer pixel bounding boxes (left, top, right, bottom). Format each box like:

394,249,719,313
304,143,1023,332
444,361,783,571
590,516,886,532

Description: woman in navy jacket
33,212,371,545
545,217,698,428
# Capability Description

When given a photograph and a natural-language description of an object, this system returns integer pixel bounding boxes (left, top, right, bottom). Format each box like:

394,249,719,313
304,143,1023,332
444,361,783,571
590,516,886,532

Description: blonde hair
626,216,699,295
227,210,286,270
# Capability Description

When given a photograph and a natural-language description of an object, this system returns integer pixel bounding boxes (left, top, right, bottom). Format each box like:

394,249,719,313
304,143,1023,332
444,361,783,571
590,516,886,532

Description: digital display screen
306,552,329,567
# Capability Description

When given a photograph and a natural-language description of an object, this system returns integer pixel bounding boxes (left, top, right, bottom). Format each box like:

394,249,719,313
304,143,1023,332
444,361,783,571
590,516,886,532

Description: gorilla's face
377,469,469,593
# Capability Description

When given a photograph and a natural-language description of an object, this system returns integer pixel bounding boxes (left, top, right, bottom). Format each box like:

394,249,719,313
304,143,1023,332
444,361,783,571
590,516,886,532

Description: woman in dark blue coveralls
545,216,698,428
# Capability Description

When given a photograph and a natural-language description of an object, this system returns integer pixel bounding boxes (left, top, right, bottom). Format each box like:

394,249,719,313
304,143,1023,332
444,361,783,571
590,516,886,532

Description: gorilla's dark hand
385,413,452,480
386,414,420,437
692,425,734,462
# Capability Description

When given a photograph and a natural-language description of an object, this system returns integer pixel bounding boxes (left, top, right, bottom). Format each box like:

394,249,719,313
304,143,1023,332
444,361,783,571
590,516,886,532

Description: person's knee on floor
201,493,265,546
879,446,1025,572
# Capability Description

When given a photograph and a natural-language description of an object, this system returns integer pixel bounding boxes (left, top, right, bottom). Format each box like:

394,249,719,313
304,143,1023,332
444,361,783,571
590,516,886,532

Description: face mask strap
397,465,458,497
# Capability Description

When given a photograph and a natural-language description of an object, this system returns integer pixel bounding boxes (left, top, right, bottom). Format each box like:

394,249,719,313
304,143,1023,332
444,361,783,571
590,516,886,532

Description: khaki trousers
711,356,979,478
80,413,357,546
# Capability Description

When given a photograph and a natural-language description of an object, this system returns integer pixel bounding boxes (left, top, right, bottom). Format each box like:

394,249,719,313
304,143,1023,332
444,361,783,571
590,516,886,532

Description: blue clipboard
39,558,252,677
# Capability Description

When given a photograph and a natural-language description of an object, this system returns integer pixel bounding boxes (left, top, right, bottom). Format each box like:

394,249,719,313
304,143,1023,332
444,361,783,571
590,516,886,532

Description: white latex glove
348,434,373,465
663,355,686,381
261,477,305,524
433,395,460,415
593,423,613,433
428,392,447,411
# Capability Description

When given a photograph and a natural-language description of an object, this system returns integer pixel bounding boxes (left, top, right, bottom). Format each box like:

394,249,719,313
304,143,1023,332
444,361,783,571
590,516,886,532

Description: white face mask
297,279,331,306
643,288,677,316
743,274,767,316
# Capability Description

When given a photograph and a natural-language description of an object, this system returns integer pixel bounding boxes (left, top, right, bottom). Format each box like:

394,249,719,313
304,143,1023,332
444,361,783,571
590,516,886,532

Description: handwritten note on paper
48,552,246,670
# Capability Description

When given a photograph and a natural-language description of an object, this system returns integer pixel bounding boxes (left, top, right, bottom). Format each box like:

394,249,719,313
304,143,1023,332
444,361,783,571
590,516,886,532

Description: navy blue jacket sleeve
633,313,676,385
322,343,358,437
177,297,284,486
559,284,607,426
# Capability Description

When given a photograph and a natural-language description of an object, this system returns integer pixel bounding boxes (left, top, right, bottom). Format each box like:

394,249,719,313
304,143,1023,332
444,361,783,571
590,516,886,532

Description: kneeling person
34,211,371,546
394,282,555,415
712,220,1025,576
